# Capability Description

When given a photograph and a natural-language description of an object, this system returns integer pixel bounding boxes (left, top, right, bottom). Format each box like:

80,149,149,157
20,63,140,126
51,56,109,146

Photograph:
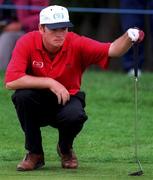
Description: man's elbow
5,82,15,90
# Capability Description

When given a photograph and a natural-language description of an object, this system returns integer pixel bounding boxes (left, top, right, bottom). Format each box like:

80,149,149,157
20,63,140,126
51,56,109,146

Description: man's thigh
12,89,59,126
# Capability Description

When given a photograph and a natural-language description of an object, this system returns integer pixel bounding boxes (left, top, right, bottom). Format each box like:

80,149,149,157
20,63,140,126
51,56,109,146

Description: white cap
39,5,73,29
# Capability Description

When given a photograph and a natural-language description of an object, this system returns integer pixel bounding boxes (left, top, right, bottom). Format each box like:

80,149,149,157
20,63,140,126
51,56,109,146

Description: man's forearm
109,28,144,58
5,75,70,105
109,32,133,58
5,75,54,90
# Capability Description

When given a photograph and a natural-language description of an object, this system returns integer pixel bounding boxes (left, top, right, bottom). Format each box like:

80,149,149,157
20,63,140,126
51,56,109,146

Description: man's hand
49,79,70,105
127,28,145,43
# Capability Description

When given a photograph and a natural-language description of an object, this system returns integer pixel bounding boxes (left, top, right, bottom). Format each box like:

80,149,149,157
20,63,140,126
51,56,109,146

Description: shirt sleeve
5,36,30,83
79,36,111,69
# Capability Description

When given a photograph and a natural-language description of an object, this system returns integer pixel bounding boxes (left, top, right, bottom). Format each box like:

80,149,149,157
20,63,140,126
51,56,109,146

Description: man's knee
69,111,87,124
58,107,88,126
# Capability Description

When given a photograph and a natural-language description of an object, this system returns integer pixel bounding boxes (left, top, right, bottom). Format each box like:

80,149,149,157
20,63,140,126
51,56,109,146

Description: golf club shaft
134,77,138,161
134,77,143,171
133,44,143,172
129,44,143,176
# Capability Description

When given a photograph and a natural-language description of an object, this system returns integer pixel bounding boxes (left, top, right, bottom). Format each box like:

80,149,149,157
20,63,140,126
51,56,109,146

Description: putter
128,44,143,176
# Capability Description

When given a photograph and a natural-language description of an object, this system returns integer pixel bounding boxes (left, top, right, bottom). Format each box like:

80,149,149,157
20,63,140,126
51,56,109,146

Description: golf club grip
133,44,139,78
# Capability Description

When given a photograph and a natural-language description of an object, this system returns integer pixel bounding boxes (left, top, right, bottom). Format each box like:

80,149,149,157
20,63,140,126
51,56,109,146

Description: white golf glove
127,28,144,43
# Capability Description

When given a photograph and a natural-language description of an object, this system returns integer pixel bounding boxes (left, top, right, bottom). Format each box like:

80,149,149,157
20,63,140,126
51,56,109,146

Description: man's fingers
56,93,62,105
55,91,70,105
50,85,70,105
127,28,145,43
61,92,70,105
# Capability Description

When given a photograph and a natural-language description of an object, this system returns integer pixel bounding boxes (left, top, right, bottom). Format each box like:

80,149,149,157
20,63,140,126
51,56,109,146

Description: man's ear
38,24,45,34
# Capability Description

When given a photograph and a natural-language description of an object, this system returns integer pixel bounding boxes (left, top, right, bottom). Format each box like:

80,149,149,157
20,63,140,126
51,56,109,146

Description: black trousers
12,89,88,154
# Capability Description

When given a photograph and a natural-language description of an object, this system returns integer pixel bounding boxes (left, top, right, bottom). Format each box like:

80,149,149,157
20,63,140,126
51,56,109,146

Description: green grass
1,70,153,179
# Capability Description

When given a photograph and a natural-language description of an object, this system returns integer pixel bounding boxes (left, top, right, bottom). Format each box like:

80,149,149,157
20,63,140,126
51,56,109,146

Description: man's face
39,25,68,52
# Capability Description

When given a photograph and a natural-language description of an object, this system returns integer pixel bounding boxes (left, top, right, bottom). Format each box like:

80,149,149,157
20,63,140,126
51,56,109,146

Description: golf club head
129,170,143,176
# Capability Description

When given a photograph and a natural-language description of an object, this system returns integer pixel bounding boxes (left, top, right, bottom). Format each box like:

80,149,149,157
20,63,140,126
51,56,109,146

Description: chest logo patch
32,61,44,68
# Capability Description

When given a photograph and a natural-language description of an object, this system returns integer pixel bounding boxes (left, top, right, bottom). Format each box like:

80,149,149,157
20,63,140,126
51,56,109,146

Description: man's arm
109,28,144,57
5,75,70,105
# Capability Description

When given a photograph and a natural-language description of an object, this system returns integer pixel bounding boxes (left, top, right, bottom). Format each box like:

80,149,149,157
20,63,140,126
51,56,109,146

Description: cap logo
53,13,64,20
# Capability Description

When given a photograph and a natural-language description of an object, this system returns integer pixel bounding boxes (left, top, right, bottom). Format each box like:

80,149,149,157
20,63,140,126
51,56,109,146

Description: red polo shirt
5,31,111,95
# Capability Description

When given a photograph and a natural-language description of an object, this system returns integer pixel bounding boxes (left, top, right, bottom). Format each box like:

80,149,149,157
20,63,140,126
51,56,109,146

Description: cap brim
45,22,73,30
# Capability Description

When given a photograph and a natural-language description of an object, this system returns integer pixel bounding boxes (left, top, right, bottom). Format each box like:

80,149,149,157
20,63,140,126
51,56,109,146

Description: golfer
5,5,144,171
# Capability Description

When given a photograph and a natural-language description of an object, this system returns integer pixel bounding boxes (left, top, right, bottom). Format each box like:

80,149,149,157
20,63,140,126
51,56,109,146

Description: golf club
128,44,143,176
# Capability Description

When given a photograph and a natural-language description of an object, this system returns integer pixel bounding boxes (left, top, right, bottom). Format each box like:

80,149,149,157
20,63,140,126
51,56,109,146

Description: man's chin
54,43,63,48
